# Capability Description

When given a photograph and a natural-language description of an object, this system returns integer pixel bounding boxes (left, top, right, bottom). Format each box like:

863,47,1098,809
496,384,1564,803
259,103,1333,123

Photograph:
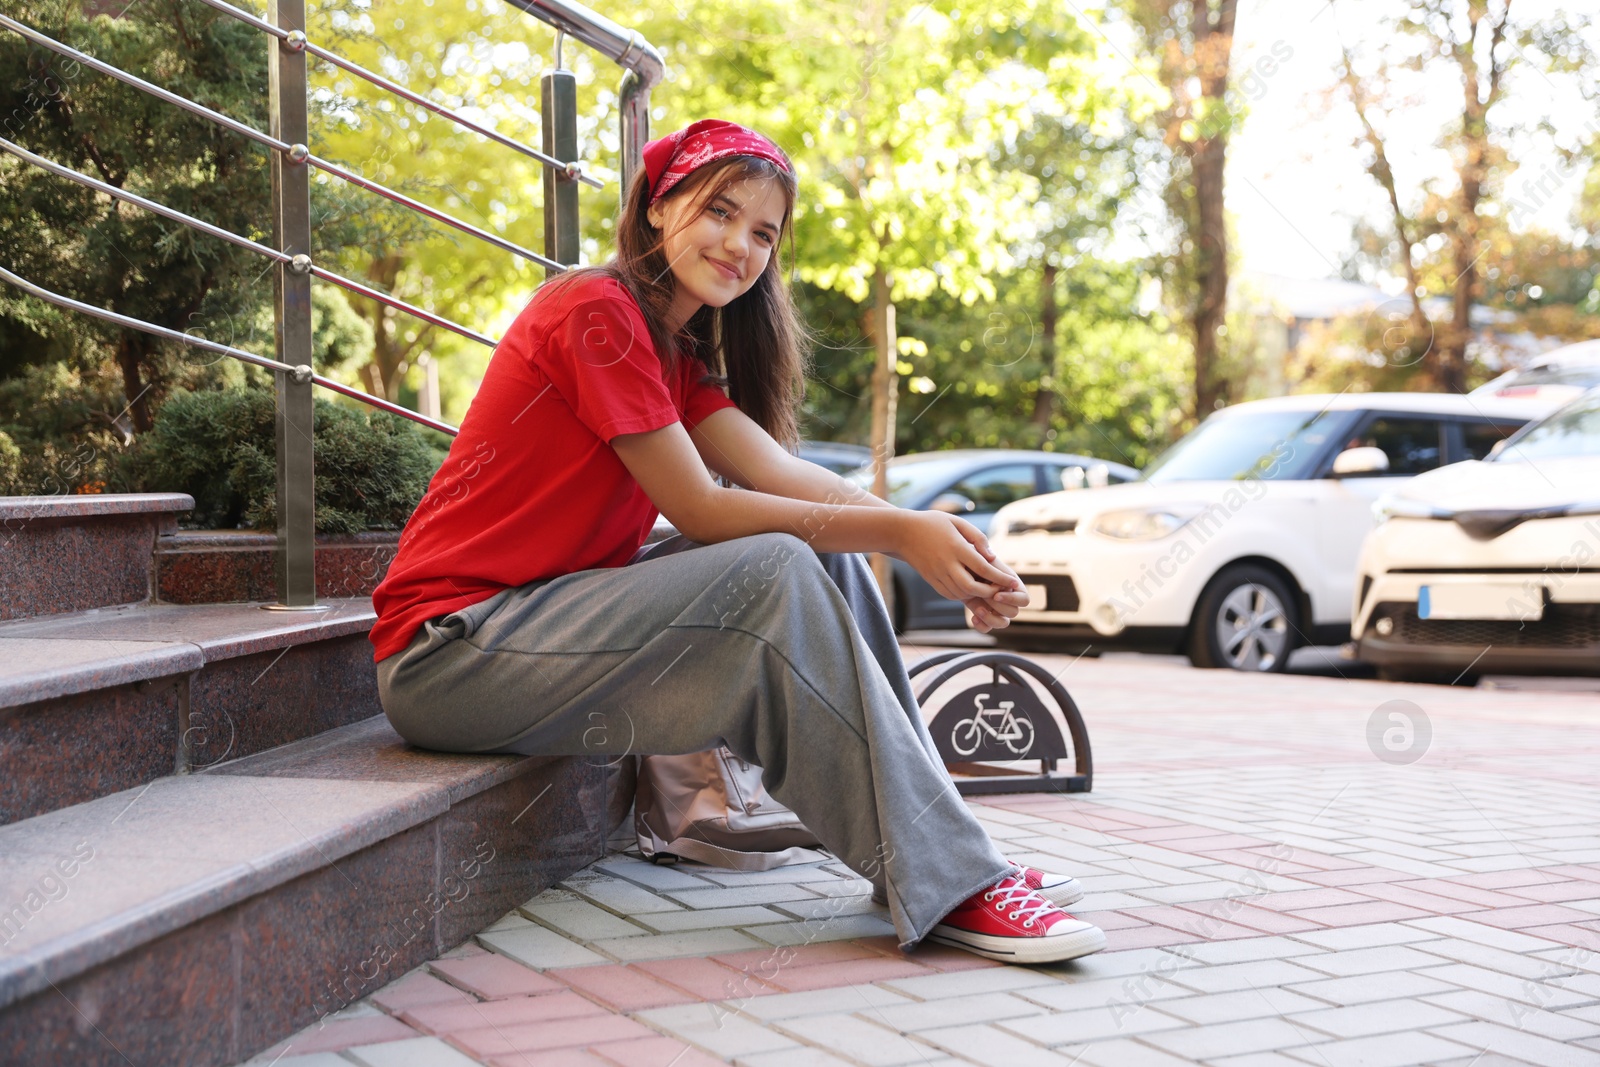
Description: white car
1353,389,1600,683
1472,338,1600,408
985,392,1549,672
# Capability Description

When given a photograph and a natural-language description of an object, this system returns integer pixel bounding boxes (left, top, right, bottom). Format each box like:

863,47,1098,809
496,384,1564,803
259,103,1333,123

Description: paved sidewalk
254,650,1600,1067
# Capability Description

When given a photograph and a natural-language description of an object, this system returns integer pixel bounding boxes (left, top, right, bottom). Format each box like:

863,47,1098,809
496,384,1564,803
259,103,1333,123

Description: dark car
797,441,872,474
846,449,1140,631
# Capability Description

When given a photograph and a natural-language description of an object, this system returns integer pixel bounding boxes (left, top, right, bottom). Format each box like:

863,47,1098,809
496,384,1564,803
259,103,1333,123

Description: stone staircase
0,495,613,1065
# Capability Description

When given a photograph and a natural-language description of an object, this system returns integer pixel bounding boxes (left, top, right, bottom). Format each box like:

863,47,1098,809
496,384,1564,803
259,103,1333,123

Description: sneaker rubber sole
926,921,1107,964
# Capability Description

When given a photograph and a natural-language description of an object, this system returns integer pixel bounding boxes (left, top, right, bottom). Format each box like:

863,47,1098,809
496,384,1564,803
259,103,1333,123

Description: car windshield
1495,394,1600,462
846,458,979,507
1142,409,1346,483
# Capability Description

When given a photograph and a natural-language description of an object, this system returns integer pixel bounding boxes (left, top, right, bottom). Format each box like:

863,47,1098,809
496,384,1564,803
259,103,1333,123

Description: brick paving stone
1508,881,1600,903
478,925,611,970
1116,904,1269,940
1403,914,1573,952
484,1050,610,1067
735,1048,861,1067
632,956,781,1002
1425,1020,1600,1067
1161,958,1331,995
567,877,692,915
664,884,829,909
1355,882,1487,915
431,955,570,1000
866,990,1049,1032
1409,935,1583,979
1417,962,1600,1008
1457,903,1600,930
587,1035,726,1067
1138,1016,1320,1060
1069,1038,1211,1067
1527,922,1600,950
633,1003,801,1058
1293,868,1417,888
270,1017,422,1056
1149,934,1325,966
371,971,478,1013
447,1016,656,1058
763,955,938,992
997,1002,1190,1044
1288,943,1457,978
877,965,1064,999
1013,974,1193,1012
1284,998,1471,1038
1422,988,1600,1040
629,906,793,933
1249,888,1370,912
1280,1031,1479,1067
1190,902,1328,935
401,991,606,1035
1287,900,1433,926
740,914,898,947
1282,970,1463,1007
915,1022,1086,1066
1074,908,1157,931
520,899,653,941
1104,923,1206,951
1153,987,1328,1026
548,963,703,1011
773,1011,939,1066
591,928,766,962
735,983,913,1021
344,1036,483,1067
1394,878,1545,908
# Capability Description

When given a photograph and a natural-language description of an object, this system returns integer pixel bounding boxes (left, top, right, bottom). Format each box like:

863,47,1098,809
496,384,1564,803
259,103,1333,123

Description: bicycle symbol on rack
950,693,1035,757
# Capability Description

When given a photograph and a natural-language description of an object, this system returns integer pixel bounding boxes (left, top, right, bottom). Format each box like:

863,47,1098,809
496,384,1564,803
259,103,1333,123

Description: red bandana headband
641,119,791,206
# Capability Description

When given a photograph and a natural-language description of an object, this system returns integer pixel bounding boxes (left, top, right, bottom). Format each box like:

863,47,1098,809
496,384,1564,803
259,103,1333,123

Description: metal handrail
0,14,566,272
186,0,603,188
0,265,460,437
2,0,659,608
0,136,498,350
503,0,664,192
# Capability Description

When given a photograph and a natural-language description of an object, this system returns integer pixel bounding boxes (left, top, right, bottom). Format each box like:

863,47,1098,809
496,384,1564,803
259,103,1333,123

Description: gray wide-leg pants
376,531,1010,948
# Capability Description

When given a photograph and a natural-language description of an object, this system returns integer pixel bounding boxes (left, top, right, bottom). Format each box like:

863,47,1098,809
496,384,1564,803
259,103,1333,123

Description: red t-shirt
369,273,739,662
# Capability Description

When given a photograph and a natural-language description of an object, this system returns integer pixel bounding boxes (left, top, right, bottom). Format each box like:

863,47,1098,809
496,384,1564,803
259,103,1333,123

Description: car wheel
1187,564,1298,673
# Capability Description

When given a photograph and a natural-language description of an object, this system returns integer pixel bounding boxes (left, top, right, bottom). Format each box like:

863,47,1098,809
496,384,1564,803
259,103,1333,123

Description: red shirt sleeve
534,290,680,442
680,356,740,432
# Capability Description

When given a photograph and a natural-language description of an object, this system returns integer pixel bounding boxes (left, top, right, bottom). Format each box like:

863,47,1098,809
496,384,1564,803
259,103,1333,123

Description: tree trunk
866,265,897,607
114,334,154,433
1192,136,1228,417
1030,261,1059,431
362,253,406,400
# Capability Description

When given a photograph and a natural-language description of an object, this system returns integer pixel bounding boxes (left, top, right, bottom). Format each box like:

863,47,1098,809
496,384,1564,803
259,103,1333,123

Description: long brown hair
542,155,812,449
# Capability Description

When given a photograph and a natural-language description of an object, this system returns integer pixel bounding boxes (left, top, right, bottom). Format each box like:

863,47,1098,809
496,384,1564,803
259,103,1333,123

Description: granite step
0,493,194,622
0,715,610,1066
0,598,382,824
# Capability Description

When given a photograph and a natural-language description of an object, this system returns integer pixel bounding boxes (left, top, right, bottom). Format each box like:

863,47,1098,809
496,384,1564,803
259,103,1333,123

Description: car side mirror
1087,463,1110,488
1331,446,1391,477
928,492,977,514
1487,438,1508,459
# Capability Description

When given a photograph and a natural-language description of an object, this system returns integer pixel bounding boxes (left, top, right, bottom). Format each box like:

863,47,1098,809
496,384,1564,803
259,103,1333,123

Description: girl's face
647,174,787,331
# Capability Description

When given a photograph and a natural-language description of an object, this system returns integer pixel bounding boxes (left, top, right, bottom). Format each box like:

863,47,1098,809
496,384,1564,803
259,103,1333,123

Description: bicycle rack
908,651,1092,795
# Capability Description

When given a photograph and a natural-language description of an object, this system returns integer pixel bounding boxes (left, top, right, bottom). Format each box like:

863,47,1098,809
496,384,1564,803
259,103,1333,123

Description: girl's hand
966,585,1029,633
896,511,1023,607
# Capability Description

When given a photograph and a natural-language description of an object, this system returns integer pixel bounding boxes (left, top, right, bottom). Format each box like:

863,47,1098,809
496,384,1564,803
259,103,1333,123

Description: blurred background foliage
2,0,1598,522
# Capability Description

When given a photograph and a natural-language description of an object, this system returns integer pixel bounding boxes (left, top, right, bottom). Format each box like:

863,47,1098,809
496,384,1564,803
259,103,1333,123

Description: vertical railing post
267,0,319,610
617,68,649,198
542,32,580,270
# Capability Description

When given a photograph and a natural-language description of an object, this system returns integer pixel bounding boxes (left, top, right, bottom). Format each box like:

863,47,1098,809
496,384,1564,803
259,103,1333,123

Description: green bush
125,386,443,533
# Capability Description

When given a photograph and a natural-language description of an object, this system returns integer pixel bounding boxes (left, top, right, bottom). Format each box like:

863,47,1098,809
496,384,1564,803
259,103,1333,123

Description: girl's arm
612,420,1021,612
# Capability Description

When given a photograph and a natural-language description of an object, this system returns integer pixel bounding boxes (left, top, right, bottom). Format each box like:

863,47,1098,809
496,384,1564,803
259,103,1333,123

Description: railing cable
187,0,601,188
0,13,567,273
0,136,499,351
0,264,460,438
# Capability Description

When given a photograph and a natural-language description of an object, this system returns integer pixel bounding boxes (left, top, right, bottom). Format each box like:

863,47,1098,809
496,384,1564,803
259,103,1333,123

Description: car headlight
1372,496,1446,524
1091,506,1203,541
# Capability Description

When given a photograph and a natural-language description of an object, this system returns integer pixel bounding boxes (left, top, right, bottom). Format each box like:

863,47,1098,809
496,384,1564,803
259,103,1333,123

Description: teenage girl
370,119,1106,964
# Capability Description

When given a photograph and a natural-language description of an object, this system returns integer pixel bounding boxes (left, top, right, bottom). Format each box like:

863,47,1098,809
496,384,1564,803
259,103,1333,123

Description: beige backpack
633,748,827,871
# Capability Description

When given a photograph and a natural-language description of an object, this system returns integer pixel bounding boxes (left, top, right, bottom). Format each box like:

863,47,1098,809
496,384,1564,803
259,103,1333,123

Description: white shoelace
982,878,1059,928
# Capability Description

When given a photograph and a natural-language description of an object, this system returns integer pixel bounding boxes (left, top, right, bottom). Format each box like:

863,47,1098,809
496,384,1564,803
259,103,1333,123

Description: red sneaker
1010,860,1084,907
928,875,1106,964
